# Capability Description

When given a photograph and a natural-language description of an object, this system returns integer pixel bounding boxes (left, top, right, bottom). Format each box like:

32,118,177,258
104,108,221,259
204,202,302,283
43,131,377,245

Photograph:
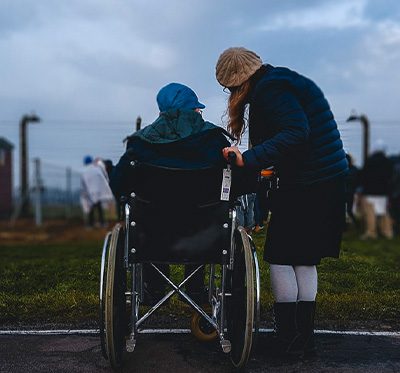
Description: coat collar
132,109,219,144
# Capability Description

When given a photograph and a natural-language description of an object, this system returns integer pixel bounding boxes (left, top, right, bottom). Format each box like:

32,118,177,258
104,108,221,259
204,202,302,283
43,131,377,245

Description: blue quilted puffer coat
242,64,348,187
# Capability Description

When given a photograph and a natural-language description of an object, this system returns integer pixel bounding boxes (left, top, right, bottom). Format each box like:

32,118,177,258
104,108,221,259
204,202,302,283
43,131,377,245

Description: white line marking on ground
313,329,400,337
0,329,399,337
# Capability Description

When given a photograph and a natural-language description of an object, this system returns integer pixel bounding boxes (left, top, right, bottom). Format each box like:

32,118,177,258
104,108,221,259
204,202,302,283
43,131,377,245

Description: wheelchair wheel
190,307,218,342
104,223,128,370
226,226,255,369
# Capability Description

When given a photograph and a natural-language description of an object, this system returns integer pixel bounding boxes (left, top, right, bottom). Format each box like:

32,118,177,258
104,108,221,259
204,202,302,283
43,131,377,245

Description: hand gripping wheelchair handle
227,151,237,166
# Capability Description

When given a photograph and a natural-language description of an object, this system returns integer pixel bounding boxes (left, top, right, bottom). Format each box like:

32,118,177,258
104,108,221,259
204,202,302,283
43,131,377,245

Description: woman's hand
222,146,244,167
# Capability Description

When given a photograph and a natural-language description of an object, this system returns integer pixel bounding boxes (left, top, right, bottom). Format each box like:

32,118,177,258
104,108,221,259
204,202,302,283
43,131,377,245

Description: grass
0,240,100,324
0,228,399,328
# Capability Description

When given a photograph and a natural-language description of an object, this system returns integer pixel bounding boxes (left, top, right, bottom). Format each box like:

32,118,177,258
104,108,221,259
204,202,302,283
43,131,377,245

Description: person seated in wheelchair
110,83,256,305
111,82,235,197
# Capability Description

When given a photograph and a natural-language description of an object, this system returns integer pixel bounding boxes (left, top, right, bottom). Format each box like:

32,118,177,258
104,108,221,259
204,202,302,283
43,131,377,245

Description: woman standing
215,47,348,356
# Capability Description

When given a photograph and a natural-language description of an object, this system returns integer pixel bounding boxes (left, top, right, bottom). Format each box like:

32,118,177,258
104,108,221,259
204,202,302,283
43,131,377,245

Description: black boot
289,301,316,357
272,302,299,356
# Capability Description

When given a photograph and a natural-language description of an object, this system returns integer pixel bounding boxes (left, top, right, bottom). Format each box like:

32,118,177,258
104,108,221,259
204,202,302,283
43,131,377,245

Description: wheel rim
251,238,261,347
227,226,255,368
99,231,112,360
105,224,127,370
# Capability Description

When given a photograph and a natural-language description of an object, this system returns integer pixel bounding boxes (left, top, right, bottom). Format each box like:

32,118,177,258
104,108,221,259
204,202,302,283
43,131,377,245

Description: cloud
313,19,400,92
255,0,368,31
361,21,400,70
1,0,400,177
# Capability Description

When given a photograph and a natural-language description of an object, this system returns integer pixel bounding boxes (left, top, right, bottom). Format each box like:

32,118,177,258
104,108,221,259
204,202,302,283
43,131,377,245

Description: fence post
66,167,72,219
33,158,42,226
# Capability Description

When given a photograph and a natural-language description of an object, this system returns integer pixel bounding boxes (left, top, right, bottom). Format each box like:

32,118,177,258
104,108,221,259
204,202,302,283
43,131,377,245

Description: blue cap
156,83,205,112
84,155,93,165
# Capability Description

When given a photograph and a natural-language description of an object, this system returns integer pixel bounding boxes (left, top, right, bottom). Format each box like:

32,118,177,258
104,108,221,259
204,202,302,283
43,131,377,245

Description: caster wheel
190,308,218,342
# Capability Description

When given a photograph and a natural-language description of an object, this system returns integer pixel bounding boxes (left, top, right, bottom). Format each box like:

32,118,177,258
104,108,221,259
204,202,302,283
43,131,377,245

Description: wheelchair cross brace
127,263,231,354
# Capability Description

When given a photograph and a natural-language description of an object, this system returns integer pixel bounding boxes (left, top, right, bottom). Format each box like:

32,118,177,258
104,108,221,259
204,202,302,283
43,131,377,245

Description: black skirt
264,177,346,265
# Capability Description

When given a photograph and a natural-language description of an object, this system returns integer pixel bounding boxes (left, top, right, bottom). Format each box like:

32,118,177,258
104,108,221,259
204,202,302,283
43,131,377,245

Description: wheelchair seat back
128,164,230,264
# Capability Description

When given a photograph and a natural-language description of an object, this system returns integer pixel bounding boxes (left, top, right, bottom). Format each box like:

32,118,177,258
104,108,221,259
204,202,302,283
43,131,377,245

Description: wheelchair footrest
220,339,231,354
126,334,136,353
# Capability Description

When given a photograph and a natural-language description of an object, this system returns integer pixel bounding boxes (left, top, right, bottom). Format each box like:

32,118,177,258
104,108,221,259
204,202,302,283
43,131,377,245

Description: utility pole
136,116,142,132
33,158,43,226
346,112,370,166
66,167,72,219
123,115,142,146
20,113,41,217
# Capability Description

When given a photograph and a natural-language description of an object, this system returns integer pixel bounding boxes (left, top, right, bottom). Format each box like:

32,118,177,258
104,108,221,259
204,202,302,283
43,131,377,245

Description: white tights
270,264,318,302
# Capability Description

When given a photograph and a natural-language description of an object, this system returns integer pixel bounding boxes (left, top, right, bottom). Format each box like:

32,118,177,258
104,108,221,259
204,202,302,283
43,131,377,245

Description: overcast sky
1,0,400,186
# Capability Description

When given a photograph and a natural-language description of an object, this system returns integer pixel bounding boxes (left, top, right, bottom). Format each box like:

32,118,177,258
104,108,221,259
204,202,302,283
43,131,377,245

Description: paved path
1,332,399,372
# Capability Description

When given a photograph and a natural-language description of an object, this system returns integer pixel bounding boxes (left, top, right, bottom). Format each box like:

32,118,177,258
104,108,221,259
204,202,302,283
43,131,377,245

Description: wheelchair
99,155,261,370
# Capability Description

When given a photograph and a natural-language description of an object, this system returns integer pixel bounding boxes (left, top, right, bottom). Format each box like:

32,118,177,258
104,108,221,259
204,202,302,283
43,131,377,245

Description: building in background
0,137,14,218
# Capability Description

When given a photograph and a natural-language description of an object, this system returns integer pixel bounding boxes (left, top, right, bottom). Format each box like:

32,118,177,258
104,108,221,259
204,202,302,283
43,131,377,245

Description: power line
0,117,399,124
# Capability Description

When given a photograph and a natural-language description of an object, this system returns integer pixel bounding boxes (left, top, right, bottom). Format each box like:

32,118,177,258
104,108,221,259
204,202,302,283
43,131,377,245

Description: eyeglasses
223,86,238,94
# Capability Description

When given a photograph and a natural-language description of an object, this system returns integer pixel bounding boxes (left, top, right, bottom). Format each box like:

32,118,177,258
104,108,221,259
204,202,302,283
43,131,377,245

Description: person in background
237,193,256,233
215,47,348,357
102,159,119,220
94,158,109,181
389,154,400,235
345,153,359,227
103,159,114,180
80,155,114,228
359,140,394,239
